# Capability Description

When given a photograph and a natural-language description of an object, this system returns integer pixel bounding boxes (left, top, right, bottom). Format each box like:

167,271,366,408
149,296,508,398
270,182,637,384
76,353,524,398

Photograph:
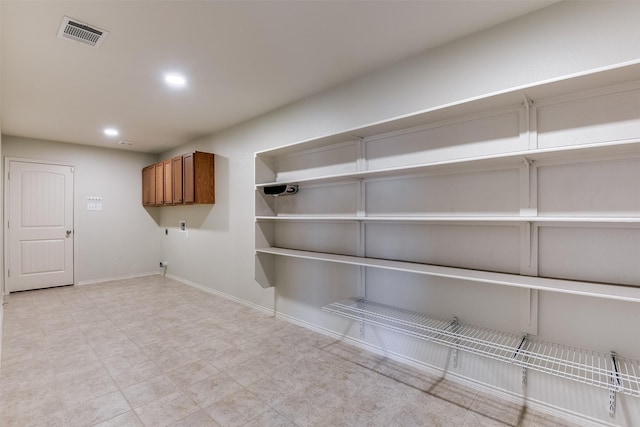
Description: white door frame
4,157,77,294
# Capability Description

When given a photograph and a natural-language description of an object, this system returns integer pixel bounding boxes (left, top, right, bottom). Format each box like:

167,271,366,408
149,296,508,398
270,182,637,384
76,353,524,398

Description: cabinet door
183,152,215,204
183,153,195,204
154,163,164,206
142,165,155,206
172,156,183,204
163,159,173,205
193,152,215,204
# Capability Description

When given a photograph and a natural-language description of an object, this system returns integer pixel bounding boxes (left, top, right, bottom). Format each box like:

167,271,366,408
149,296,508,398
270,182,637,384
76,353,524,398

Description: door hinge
7,221,9,229
7,269,10,278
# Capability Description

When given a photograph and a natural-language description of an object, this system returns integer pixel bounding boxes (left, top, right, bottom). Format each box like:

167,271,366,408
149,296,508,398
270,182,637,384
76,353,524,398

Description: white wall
158,2,640,425
2,136,161,286
161,0,640,311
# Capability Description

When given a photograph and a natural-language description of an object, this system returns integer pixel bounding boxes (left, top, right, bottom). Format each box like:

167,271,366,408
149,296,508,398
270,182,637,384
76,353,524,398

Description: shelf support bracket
512,334,529,389
609,351,621,416
355,136,366,172
357,294,366,339
512,335,529,389
522,93,536,150
442,317,460,368
521,158,533,212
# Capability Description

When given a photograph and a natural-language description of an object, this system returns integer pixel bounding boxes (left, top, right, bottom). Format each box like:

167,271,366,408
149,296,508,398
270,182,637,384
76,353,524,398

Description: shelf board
256,138,640,187
255,247,640,303
323,298,640,398
256,60,640,159
255,215,640,224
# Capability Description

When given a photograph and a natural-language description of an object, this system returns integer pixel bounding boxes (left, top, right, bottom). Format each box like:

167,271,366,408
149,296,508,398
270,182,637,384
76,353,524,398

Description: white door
6,161,74,292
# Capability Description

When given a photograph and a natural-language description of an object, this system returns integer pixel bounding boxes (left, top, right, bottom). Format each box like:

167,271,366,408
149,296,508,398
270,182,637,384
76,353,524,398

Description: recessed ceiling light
164,72,187,88
103,127,119,137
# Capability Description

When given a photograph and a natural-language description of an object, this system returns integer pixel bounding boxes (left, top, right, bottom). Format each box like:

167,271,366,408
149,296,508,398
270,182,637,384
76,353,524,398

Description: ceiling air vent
57,16,109,48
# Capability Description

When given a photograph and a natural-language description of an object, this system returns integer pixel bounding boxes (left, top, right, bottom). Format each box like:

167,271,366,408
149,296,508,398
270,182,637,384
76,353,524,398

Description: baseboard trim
166,273,273,317
164,274,612,427
0,293,4,370
76,271,160,286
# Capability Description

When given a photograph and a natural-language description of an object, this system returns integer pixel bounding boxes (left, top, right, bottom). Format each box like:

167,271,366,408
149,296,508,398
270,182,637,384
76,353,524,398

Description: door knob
66,230,72,236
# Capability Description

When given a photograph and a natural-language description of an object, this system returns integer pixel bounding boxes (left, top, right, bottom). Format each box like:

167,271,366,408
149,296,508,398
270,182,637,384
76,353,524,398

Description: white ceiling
1,1,555,154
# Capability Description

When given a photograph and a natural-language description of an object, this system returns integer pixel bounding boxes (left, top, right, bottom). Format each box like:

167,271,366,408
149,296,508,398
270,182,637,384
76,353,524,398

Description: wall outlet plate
179,220,186,231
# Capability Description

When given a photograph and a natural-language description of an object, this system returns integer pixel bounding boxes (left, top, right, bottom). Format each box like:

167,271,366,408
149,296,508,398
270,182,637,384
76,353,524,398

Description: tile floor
0,275,579,426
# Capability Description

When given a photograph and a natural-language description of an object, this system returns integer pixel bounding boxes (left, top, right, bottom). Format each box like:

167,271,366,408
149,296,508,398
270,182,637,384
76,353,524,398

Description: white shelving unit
256,215,640,224
255,247,640,303
254,61,640,415
323,298,640,399
256,137,640,189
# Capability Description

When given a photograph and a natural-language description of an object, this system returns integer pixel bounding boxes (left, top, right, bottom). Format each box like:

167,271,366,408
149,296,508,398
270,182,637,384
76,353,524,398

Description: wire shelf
323,298,640,398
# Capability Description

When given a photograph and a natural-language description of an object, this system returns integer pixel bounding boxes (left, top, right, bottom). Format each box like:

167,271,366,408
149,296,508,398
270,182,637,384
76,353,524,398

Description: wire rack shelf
323,298,640,399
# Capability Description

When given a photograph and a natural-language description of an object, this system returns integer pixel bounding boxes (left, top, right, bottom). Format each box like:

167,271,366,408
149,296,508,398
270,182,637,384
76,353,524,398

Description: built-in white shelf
256,137,640,187
323,298,640,398
256,61,640,160
255,61,640,415
256,215,640,224
256,247,640,303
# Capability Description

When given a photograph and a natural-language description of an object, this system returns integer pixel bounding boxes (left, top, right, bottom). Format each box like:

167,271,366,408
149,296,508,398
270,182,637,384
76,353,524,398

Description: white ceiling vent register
57,16,109,48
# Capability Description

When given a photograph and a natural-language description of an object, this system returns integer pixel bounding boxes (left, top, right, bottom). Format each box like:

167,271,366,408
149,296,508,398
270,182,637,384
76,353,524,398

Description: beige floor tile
0,387,63,422
107,359,163,388
428,379,477,410
0,276,588,427
94,411,144,427
469,394,525,426
122,375,180,409
134,390,199,427
463,410,512,427
273,384,343,426
203,389,271,427
56,366,119,406
203,346,255,371
49,346,102,374
0,409,68,427
166,360,218,388
65,391,130,427
387,403,450,427
0,354,52,383
0,340,45,360
148,348,201,372
244,373,301,407
521,409,582,427
168,410,220,427
184,373,243,408
243,408,297,427
223,358,273,387
94,338,142,361
102,349,153,370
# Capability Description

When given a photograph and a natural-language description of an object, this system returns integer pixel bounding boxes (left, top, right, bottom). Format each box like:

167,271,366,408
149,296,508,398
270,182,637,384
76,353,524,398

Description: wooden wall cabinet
141,151,214,207
172,156,183,204
154,163,164,206
163,159,173,205
142,165,156,206
183,151,215,204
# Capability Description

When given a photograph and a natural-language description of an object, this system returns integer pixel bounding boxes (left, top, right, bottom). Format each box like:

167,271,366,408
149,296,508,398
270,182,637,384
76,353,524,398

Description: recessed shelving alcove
254,61,640,417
